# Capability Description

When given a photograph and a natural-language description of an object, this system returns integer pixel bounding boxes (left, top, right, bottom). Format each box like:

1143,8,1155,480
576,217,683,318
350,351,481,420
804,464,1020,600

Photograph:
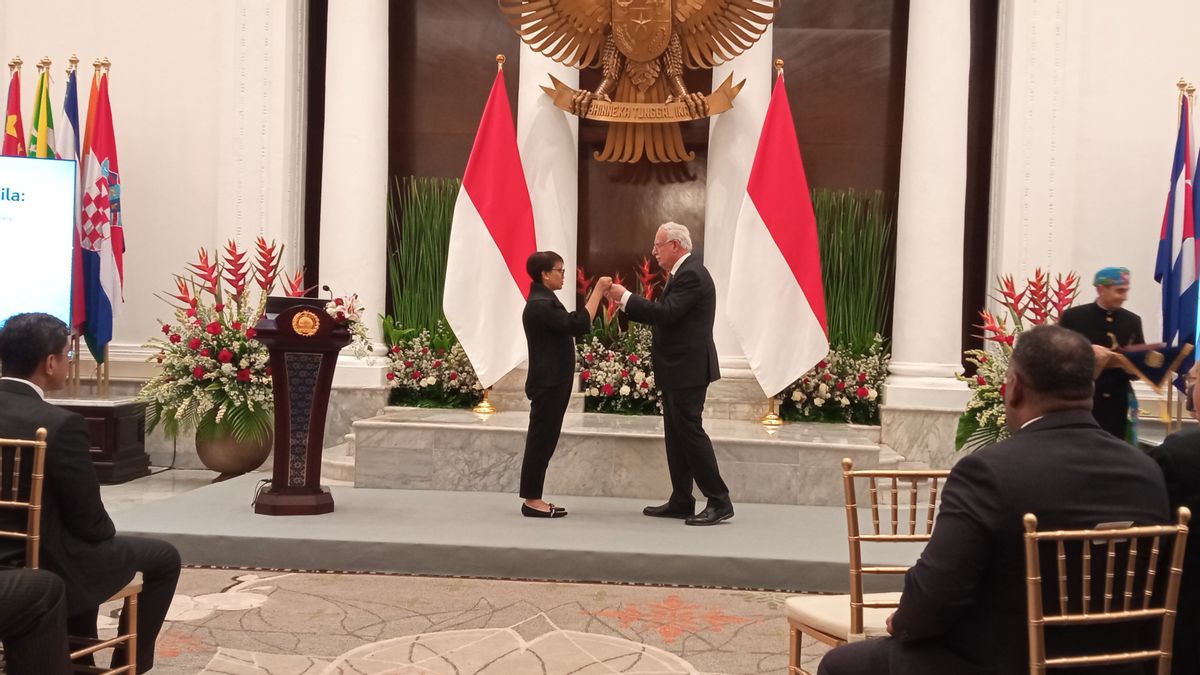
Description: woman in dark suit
520,251,610,518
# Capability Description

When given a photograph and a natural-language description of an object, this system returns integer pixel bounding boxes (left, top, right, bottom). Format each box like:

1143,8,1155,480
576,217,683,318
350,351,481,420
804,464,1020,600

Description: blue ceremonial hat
1093,266,1130,286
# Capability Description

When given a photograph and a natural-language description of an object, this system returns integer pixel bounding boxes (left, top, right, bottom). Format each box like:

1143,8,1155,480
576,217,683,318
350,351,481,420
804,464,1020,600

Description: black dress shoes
642,502,696,519
685,502,734,526
522,504,567,518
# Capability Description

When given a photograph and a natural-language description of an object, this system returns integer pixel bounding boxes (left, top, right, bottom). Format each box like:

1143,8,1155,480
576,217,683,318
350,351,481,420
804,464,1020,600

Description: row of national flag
4,57,124,363
444,61,826,396
1155,83,1200,384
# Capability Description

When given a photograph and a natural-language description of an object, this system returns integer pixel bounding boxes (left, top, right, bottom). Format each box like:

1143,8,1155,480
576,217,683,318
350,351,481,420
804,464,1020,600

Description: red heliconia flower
602,383,614,396
636,257,658,299
236,369,251,382
218,349,234,363
581,369,591,381
189,248,222,298
169,334,181,344
576,266,593,297
386,371,396,381
856,386,870,399
205,321,223,335
1050,272,1079,321
187,337,202,350
995,274,1025,315
254,237,282,291
192,366,205,379
245,328,257,339
976,310,1011,345
171,277,196,307
1023,268,1050,325
976,375,986,386
222,240,250,299
281,270,307,298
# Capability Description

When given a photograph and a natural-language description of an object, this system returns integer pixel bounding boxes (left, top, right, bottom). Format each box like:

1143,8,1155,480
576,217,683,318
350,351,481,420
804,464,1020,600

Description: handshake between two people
580,276,632,322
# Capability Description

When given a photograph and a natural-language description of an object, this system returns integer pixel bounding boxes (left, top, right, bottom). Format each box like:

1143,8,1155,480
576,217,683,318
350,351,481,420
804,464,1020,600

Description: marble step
353,407,885,506
321,442,355,483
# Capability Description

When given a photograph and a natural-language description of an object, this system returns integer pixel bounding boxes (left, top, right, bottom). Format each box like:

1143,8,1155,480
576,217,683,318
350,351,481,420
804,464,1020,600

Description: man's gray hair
659,221,693,251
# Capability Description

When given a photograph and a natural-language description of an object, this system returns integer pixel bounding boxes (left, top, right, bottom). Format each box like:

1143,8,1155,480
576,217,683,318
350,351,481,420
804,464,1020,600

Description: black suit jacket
522,283,591,394
890,410,1169,675
0,380,135,614
1149,429,1200,613
622,255,719,391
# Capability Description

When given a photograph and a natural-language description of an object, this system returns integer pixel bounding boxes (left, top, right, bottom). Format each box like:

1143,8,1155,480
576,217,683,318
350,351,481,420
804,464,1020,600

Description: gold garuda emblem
498,0,777,163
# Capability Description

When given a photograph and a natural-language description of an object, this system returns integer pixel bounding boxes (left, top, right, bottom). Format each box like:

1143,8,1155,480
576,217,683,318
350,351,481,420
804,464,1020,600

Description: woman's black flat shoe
522,504,567,518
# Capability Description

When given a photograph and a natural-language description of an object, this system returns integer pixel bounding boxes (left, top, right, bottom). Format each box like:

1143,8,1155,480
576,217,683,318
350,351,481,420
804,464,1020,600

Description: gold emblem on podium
292,310,320,337
498,0,777,163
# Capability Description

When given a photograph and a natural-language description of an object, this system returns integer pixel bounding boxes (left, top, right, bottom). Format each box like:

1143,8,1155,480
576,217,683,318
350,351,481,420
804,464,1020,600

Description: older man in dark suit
818,325,1169,675
0,313,180,673
0,568,71,674
608,222,732,526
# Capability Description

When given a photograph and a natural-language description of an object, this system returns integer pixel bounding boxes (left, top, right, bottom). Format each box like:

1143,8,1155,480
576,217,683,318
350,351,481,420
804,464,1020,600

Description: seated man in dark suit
1147,362,1200,675
819,325,1170,675
0,313,181,673
0,568,70,674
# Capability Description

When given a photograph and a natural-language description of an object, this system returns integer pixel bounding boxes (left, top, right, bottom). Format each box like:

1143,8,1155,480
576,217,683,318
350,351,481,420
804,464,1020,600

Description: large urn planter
195,428,273,482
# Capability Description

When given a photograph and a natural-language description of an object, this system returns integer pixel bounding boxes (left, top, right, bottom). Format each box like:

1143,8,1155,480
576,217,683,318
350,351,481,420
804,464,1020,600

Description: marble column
705,28,774,379
881,0,972,464
319,0,388,386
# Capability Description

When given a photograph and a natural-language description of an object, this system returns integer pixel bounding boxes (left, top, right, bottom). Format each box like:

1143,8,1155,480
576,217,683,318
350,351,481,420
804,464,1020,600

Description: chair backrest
1023,507,1191,675
841,457,951,634
0,428,48,569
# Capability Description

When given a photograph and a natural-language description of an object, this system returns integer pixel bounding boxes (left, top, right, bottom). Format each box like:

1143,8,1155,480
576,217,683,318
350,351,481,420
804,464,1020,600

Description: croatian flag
1154,93,1197,364
443,64,536,389
727,73,829,397
79,73,124,363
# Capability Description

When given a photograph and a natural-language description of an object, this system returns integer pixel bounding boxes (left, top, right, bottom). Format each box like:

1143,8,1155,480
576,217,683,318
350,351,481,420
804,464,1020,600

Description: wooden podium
252,296,350,515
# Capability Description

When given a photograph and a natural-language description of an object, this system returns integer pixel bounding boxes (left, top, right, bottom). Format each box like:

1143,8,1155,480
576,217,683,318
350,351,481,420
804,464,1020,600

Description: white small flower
814,397,825,407
588,387,599,396
868,389,878,401
818,383,829,396
633,370,645,383
619,385,631,396
840,397,850,406
791,390,803,402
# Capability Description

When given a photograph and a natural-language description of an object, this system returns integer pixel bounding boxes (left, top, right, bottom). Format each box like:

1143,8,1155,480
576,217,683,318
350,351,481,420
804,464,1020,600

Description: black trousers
661,385,729,507
520,380,574,500
1093,375,1130,440
0,568,70,675
67,536,181,674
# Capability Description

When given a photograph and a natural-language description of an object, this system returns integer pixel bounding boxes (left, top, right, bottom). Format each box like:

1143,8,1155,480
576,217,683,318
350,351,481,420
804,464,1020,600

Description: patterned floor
106,567,829,674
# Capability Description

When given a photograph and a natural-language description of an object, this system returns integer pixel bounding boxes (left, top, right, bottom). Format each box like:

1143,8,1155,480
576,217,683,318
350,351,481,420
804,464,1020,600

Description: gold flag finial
1179,78,1189,92
67,54,79,73
8,56,22,73
774,58,784,75
92,58,102,73
495,54,506,70
1188,83,1197,98
100,57,111,73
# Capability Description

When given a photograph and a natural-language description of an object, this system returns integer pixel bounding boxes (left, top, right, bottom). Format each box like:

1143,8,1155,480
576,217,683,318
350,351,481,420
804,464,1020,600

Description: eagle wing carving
674,0,777,68
497,0,612,68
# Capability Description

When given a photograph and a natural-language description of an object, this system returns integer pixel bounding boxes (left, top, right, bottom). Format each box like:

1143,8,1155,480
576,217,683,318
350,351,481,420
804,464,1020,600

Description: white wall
991,0,1200,342
0,0,307,375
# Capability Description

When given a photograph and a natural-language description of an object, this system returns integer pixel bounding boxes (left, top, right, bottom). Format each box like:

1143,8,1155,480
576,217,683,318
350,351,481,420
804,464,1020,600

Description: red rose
835,381,846,391
185,307,197,318
218,349,234,363
160,324,171,334
236,369,251,382
629,354,640,363
432,359,443,368
607,353,615,362
266,366,273,377
214,303,225,312
621,369,629,378
640,381,649,389
200,349,211,357
585,354,594,363
192,366,205,379
411,370,423,380
231,321,242,330
391,345,402,354
169,334,181,344
386,372,396,381
817,360,828,370
205,321,223,335
336,311,346,321
437,347,446,355
602,383,614,396
334,297,344,306
581,369,591,381
404,360,413,368
976,375,986,386
856,386,870,399
821,373,833,382
857,372,868,383
187,337,202,350
245,328,257,339
449,372,458,381
155,355,163,364
421,347,429,354
979,355,988,363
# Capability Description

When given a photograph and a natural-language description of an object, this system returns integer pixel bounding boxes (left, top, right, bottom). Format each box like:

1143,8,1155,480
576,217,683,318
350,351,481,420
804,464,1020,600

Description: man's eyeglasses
66,349,75,363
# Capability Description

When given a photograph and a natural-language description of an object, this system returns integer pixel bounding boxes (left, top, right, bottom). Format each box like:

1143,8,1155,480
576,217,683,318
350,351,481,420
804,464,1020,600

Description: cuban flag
79,72,123,363
1154,94,1196,369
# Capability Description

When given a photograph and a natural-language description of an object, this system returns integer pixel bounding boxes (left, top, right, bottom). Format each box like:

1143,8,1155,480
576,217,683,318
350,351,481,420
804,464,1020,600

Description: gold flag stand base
473,388,497,416
759,397,783,428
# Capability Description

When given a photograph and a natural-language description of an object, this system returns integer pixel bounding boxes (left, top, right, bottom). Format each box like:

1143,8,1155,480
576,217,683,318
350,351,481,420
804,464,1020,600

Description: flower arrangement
385,323,482,407
577,323,661,415
139,238,370,444
326,293,373,360
779,335,890,424
955,270,1079,451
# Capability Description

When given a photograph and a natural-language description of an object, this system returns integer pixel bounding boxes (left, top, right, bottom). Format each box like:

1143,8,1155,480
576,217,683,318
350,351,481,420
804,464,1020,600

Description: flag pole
755,57,789,430
101,344,110,398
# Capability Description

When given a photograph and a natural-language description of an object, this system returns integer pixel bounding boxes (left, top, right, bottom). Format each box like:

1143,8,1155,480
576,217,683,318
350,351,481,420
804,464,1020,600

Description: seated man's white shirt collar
1020,415,1044,430
0,377,45,400
620,252,692,309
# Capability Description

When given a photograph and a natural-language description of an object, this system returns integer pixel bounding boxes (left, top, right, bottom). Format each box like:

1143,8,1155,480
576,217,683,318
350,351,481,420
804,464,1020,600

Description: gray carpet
111,474,922,592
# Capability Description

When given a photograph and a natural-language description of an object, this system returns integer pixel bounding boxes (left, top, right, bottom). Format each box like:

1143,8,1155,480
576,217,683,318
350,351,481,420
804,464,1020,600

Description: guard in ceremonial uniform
1058,267,1144,440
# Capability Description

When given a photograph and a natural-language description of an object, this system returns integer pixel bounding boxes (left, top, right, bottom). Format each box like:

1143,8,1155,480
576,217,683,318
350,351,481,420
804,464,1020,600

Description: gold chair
0,429,142,675
784,458,951,674
1023,507,1191,675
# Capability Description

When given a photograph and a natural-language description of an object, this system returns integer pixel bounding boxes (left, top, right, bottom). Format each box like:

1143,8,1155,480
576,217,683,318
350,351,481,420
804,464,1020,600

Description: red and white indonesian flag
727,73,828,397
444,67,537,389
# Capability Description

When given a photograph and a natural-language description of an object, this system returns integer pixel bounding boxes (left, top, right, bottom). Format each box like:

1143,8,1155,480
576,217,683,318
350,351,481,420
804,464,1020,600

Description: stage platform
111,473,922,593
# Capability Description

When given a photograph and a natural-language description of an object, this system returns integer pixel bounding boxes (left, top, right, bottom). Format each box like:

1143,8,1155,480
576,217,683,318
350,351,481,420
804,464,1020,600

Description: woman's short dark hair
526,251,564,283
1010,325,1095,401
0,313,70,378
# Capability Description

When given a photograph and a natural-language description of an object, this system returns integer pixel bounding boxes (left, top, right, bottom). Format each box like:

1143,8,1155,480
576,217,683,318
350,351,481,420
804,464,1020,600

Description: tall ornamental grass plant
385,176,460,342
